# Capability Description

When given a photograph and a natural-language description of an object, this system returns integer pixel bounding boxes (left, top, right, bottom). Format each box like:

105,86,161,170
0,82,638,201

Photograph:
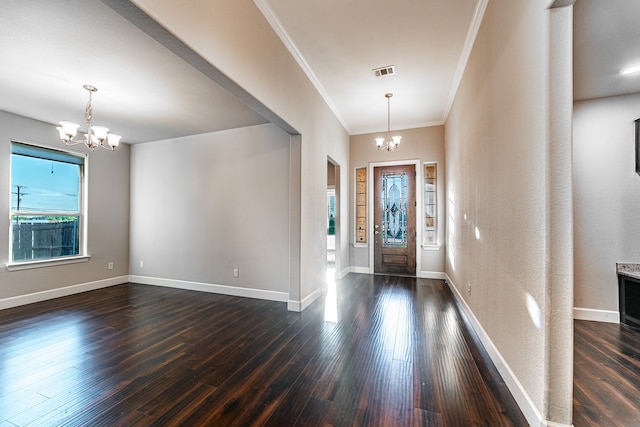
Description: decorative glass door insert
381,172,407,248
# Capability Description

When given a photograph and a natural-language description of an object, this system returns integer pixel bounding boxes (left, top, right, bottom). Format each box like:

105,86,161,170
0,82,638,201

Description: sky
11,154,79,213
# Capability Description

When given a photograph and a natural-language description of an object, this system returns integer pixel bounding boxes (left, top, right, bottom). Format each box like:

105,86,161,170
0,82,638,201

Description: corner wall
129,124,291,301
0,110,130,306
444,0,574,425
128,0,350,309
573,93,640,321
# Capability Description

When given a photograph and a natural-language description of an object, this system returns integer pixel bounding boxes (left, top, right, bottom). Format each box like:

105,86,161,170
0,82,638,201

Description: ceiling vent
373,65,395,77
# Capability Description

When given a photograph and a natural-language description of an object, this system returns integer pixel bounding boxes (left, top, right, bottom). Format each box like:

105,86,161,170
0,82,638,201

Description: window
355,167,367,243
327,188,335,235
10,142,85,263
424,162,438,246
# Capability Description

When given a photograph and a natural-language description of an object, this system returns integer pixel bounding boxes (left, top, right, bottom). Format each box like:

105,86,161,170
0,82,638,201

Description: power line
11,185,28,211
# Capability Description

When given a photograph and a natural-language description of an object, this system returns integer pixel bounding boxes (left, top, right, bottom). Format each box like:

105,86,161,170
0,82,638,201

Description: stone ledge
616,263,640,280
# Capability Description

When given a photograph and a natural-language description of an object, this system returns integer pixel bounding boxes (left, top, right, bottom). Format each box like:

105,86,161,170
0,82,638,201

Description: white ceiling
0,0,268,144
0,0,638,145
256,0,485,135
573,0,640,101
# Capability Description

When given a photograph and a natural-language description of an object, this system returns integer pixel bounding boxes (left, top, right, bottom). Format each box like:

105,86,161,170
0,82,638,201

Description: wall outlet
467,283,472,295
233,268,239,278
140,260,144,268
107,262,114,270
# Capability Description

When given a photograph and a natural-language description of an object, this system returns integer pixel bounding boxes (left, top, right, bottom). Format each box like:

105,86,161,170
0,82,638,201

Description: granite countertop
617,263,640,280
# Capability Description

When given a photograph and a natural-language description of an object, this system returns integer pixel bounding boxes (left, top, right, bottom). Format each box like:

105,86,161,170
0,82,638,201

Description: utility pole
11,185,28,224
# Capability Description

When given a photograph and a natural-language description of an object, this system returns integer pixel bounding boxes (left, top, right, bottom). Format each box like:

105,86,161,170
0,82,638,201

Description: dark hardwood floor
574,319,640,426
0,274,527,426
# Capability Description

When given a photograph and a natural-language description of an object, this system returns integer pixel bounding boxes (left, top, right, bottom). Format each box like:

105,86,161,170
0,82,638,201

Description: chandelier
375,93,401,151
56,85,121,151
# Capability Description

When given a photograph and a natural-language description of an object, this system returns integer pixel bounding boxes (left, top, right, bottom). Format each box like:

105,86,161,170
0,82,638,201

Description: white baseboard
350,266,370,274
0,275,128,311
129,275,288,303
546,421,573,427
288,284,325,312
573,307,619,323
337,266,350,279
419,271,447,279
444,274,556,427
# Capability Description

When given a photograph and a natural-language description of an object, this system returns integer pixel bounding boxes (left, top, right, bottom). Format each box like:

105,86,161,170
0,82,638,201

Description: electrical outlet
467,283,472,295
107,262,114,270
233,268,239,278
140,260,144,268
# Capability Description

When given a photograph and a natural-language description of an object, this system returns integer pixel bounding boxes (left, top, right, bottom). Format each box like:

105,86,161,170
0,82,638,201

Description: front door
374,164,416,275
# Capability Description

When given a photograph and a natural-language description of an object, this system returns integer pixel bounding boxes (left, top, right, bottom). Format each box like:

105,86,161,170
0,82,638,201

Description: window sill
6,255,90,272
422,244,441,251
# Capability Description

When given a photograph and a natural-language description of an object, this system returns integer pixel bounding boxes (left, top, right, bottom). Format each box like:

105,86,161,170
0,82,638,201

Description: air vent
373,65,395,77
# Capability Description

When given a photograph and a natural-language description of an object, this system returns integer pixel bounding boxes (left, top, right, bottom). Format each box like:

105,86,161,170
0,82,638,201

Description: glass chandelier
375,93,401,151
57,84,121,151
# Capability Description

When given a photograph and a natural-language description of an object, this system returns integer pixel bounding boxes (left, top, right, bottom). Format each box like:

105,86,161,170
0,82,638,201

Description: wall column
546,1,575,425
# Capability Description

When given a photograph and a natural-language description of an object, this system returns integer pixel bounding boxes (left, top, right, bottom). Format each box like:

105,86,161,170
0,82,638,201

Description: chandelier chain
85,90,93,127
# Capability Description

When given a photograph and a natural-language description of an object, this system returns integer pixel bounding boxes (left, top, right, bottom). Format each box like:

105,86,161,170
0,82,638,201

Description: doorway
373,164,416,275
327,159,339,276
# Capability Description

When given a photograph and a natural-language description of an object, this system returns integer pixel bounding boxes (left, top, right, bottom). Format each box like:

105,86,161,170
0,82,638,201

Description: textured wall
0,110,130,299
444,0,571,423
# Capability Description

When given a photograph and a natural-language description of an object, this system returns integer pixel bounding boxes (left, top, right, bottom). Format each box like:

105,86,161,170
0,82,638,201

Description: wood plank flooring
574,319,640,426
0,274,527,426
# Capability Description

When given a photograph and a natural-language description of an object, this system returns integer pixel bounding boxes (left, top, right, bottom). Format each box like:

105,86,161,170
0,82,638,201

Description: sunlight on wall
526,293,543,330
474,226,481,240
447,191,456,271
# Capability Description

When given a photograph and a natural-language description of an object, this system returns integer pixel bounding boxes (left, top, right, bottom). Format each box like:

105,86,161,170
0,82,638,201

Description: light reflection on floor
324,265,338,322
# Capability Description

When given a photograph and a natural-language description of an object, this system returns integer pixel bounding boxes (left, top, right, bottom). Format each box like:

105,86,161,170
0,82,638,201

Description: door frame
368,159,421,275
327,156,340,278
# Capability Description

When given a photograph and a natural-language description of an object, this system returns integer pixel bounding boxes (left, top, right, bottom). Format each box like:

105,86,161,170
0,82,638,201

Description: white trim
0,275,127,310
422,244,441,251
253,0,351,134
6,255,90,271
288,284,325,312
350,266,371,274
353,242,368,248
368,160,422,275
337,266,350,279
441,0,489,122
129,275,288,303
444,274,547,427
287,299,301,312
545,422,573,427
419,271,447,280
574,307,619,323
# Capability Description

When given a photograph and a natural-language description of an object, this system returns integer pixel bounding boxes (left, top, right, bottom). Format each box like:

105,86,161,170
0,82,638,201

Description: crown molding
253,0,352,134
442,0,489,123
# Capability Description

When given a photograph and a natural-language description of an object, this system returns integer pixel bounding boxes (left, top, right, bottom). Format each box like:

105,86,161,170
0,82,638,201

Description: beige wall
445,0,573,425
129,124,291,296
349,126,445,275
131,0,350,307
0,110,130,302
574,93,640,317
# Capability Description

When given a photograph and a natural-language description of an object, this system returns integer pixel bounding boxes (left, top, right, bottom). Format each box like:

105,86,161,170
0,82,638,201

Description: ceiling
0,0,268,144
0,0,638,145
573,0,640,101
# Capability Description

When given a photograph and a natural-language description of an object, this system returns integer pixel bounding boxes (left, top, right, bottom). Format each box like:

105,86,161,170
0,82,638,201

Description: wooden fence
12,221,78,261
